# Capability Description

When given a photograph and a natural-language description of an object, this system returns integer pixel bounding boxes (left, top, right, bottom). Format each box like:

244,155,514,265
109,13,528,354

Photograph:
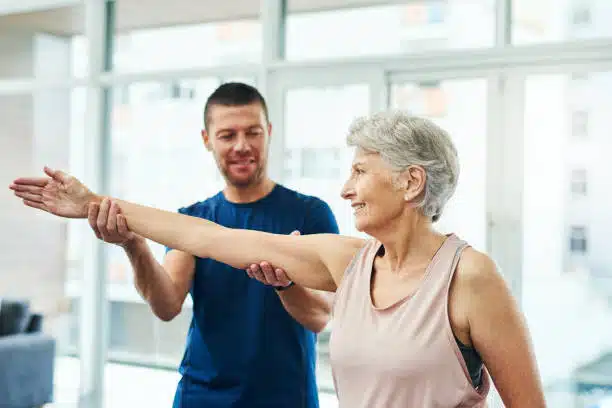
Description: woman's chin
353,219,369,233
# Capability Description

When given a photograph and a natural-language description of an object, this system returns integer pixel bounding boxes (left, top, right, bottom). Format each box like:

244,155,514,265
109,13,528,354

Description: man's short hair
204,82,269,130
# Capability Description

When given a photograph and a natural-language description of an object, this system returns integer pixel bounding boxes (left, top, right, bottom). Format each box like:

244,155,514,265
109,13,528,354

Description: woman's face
341,148,408,235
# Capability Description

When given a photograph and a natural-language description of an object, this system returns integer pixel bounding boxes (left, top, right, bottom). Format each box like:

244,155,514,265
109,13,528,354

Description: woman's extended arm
10,167,364,291
104,198,362,290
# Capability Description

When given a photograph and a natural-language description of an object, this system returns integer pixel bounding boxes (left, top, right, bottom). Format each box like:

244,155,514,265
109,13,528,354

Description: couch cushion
26,313,44,333
0,299,31,336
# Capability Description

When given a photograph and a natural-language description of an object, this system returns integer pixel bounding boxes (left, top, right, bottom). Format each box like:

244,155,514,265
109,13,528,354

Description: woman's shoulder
455,246,504,295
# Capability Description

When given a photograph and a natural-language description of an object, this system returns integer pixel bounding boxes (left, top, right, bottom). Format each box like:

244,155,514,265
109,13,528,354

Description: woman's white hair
346,111,459,222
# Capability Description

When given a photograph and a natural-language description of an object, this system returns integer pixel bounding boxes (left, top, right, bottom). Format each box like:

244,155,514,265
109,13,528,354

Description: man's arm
274,281,333,333
89,199,194,322
247,237,333,333
249,199,340,333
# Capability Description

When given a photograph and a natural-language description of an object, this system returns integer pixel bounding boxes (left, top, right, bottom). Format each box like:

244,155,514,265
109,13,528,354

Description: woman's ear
402,166,426,202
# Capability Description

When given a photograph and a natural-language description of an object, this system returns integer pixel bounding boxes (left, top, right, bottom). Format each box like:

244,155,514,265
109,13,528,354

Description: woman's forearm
103,197,348,291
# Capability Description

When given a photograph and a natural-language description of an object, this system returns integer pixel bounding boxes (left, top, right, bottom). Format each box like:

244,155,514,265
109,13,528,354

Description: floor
50,356,339,407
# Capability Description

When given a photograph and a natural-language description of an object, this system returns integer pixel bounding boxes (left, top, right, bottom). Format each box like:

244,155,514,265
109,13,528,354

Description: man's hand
88,198,139,247
9,166,97,219
246,230,299,288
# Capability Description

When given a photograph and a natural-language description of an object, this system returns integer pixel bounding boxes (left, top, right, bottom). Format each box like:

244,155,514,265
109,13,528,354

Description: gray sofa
0,299,55,408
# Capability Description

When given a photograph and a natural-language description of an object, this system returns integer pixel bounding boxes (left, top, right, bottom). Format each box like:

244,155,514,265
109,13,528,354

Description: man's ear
201,129,212,151
401,165,426,202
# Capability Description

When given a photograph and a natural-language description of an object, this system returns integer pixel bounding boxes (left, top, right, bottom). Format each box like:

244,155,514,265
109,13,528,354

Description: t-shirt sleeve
301,198,340,236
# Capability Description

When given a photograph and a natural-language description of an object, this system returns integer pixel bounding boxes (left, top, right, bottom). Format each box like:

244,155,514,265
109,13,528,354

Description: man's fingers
117,214,130,237
96,198,111,234
290,230,301,236
13,191,44,203
10,177,49,188
259,262,278,284
249,264,266,283
274,268,291,286
88,203,102,240
107,201,118,232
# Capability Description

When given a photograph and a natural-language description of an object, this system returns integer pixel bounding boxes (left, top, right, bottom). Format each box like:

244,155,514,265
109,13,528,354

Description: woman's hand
10,166,99,219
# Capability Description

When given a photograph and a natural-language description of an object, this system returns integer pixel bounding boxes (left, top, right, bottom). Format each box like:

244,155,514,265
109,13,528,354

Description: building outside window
570,225,588,253
572,3,592,26
570,168,588,196
572,110,589,138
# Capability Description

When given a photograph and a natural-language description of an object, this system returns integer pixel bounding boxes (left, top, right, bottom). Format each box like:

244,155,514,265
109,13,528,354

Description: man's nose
234,135,251,152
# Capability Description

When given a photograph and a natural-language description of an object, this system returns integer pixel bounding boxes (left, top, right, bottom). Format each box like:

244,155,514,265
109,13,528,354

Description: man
87,82,339,407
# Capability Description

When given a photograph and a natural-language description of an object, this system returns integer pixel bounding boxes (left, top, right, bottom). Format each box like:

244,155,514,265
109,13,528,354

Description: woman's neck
376,216,447,276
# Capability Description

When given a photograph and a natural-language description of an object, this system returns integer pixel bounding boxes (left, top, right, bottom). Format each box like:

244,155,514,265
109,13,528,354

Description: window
570,169,588,196
427,0,447,24
283,83,370,395
523,73,612,405
572,111,589,138
390,78,488,251
284,84,370,240
285,2,493,61
571,72,589,82
570,226,588,253
104,77,250,371
392,81,448,118
112,20,261,73
285,148,342,179
512,0,612,44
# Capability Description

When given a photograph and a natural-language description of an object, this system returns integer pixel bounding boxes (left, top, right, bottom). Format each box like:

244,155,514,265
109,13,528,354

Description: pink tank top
329,234,490,407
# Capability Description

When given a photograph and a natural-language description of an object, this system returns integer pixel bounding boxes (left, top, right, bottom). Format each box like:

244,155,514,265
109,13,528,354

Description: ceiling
0,0,411,36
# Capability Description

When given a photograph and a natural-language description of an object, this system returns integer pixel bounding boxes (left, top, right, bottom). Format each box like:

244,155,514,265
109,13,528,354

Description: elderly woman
10,111,545,407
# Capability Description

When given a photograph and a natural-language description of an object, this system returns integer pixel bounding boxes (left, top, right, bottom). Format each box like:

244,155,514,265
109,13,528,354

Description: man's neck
223,177,276,204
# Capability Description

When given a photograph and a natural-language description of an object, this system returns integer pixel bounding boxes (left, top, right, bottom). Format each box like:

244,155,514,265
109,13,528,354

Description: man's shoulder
275,184,331,210
275,184,339,234
177,192,223,216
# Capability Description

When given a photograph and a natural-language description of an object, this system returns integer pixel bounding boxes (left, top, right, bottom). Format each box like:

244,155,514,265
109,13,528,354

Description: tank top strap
413,234,469,306
443,234,470,288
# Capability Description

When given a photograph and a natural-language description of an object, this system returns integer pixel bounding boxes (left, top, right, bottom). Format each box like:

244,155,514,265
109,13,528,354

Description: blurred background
1,0,611,407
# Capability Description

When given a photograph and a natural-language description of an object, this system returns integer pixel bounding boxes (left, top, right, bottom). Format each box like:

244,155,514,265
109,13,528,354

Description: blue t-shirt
168,184,339,408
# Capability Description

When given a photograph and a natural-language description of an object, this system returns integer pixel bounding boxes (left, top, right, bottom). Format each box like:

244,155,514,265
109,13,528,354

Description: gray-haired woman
10,111,546,408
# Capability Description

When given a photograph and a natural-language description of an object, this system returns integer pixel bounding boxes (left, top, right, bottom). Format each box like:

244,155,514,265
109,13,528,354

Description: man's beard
220,162,265,188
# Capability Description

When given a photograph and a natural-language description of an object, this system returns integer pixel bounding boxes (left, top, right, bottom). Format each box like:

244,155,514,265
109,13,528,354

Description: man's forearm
122,237,183,321
277,285,333,333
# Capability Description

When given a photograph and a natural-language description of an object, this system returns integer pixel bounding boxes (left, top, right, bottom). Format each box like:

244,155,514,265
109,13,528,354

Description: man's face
202,102,271,188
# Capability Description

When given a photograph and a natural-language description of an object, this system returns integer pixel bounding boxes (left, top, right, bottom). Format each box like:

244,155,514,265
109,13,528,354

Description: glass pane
284,84,371,238
113,20,261,73
0,87,83,405
283,84,370,401
522,72,612,407
513,0,612,44
286,1,495,61
0,5,84,79
108,77,225,291
105,77,250,402
389,78,488,251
